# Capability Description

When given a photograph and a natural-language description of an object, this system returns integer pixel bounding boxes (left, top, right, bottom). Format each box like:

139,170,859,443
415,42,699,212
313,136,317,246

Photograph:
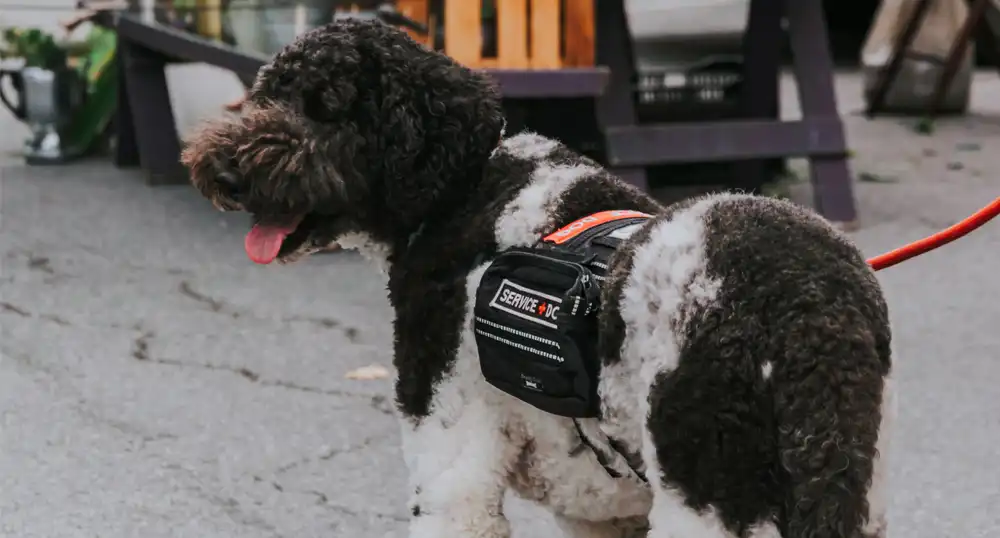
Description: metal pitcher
0,65,87,163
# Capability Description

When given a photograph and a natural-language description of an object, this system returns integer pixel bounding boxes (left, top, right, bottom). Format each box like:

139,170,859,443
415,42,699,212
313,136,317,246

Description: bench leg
113,42,141,169
119,40,187,185
785,0,858,225
735,0,785,194
595,0,648,192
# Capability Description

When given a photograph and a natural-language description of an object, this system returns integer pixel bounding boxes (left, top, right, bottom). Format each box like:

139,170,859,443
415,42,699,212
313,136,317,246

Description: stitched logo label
543,210,652,245
607,222,645,241
489,279,562,329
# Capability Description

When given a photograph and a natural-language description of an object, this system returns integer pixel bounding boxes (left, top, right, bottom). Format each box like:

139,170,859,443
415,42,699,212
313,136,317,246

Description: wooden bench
108,1,857,224
105,10,608,184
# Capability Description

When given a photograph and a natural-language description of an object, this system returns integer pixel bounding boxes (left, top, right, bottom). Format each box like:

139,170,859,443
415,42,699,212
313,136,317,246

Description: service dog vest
474,210,653,418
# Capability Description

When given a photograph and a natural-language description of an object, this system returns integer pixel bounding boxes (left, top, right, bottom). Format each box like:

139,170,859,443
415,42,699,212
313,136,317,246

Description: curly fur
182,21,894,538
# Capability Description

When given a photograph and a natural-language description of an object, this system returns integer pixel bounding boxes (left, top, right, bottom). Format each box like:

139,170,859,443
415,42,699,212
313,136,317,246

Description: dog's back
600,193,892,538
476,134,892,538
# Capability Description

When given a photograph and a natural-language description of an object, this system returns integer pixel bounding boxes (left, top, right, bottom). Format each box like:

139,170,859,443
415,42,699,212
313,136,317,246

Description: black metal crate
635,56,744,124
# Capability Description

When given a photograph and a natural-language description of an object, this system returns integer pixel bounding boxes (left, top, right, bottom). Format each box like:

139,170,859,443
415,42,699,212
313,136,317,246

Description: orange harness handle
867,197,1000,272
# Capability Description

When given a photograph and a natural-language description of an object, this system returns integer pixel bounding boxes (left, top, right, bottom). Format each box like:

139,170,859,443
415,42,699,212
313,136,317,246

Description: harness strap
572,419,649,486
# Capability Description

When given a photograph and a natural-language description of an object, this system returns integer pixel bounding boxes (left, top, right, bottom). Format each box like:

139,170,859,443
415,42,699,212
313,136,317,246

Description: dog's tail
772,310,889,538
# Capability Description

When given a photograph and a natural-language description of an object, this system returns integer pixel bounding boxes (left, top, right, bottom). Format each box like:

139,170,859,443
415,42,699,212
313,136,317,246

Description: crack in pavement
369,394,395,416
7,246,194,279
2,347,178,446
26,254,55,275
0,301,30,317
1,301,74,327
204,493,286,537
160,466,287,538
304,489,407,522
2,296,390,422
132,330,154,361
178,280,229,314
130,332,388,407
272,433,395,475
251,476,407,523
177,280,363,340
4,249,73,284
133,353,267,384
38,313,71,326
0,287,363,348
281,315,339,329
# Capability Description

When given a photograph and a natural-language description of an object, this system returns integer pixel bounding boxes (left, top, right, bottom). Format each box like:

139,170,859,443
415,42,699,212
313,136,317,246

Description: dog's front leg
393,264,519,537
400,385,516,538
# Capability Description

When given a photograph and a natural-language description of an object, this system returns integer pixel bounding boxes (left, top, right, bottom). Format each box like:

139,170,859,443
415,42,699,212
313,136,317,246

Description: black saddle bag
473,247,601,418
474,210,653,418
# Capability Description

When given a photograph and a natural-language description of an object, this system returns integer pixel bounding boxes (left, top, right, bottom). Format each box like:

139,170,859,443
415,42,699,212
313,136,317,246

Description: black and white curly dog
182,20,894,538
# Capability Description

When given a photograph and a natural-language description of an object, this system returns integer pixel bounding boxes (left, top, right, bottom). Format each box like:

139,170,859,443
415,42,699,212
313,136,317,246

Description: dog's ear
182,104,345,210
377,61,506,232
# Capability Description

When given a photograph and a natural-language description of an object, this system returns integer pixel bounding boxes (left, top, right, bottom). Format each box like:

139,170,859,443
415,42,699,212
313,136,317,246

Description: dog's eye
303,91,337,122
216,172,240,194
217,171,243,199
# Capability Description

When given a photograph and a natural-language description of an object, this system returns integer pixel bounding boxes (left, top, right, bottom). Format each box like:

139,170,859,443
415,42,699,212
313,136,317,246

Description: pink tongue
245,219,301,264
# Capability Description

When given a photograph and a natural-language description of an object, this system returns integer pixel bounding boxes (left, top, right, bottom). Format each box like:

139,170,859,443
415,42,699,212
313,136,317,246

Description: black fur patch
645,196,891,537
388,150,534,419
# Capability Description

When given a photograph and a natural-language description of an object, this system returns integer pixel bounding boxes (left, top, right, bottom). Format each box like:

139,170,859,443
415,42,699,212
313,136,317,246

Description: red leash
867,197,1000,272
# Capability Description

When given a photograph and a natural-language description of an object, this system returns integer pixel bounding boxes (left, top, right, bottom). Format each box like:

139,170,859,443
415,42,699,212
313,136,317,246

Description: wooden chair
866,0,1000,120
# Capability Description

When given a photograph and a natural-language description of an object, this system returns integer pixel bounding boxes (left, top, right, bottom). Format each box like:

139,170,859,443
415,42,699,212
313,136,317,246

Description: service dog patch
489,279,562,329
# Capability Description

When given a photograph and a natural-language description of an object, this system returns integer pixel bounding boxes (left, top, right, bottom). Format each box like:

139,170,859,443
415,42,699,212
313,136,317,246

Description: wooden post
396,0,430,45
440,0,592,69
530,0,561,68
445,0,482,66
564,0,595,67
497,0,530,67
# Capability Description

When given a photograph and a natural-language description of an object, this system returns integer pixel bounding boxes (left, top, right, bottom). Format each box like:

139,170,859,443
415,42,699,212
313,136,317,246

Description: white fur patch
489,119,509,158
600,196,726,446
864,374,896,538
494,161,598,248
499,131,559,161
747,520,782,538
647,488,735,538
336,231,391,273
401,263,515,538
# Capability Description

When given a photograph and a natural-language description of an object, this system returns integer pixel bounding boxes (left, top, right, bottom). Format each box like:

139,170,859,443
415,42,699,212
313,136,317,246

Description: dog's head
182,20,505,264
